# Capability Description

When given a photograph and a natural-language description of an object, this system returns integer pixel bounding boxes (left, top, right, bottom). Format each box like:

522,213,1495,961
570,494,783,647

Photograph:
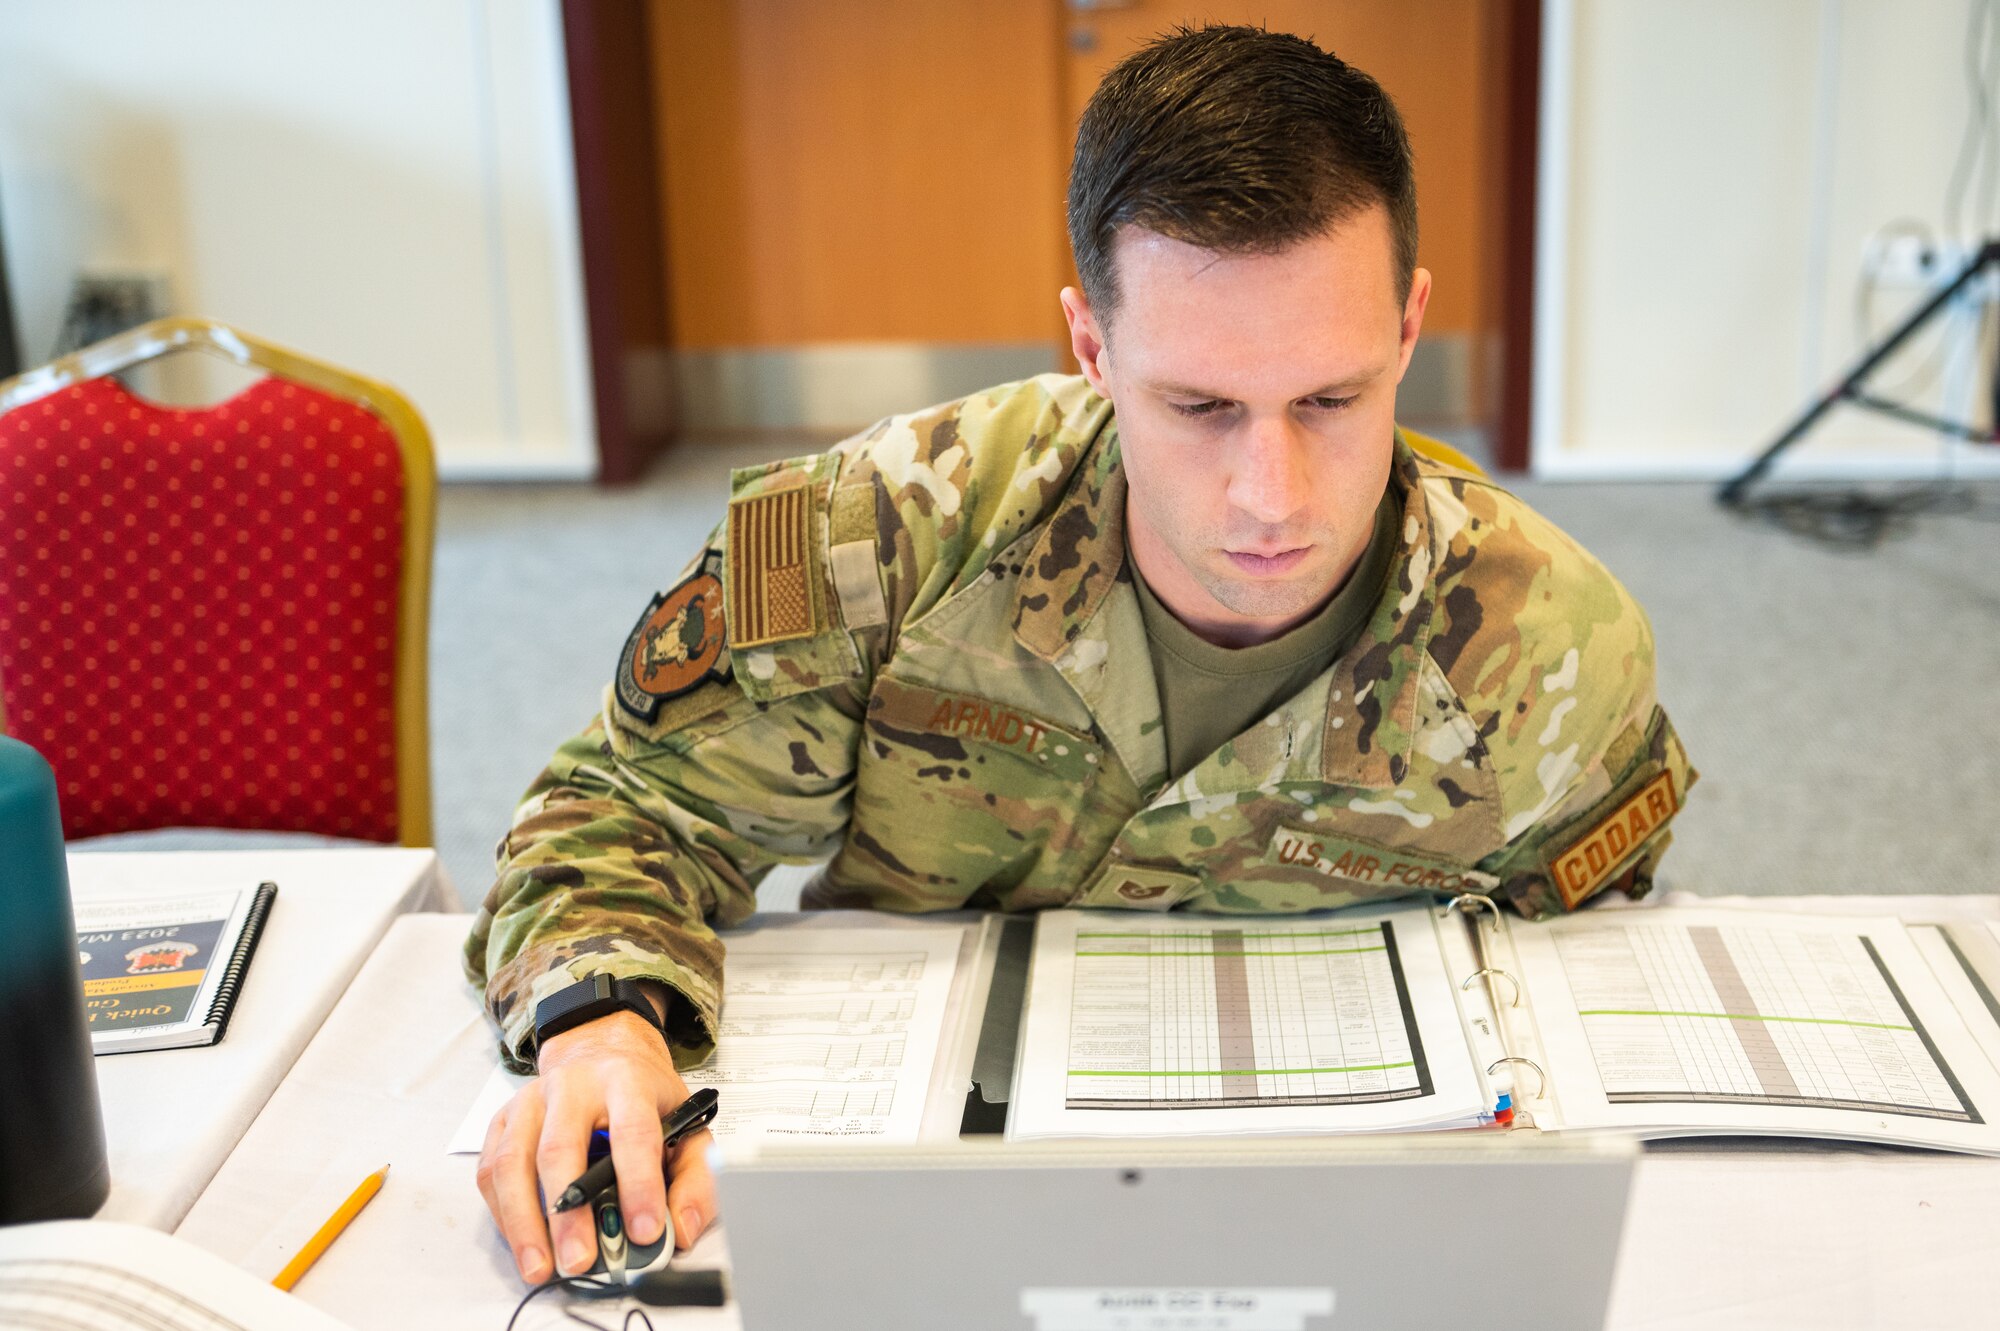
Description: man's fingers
606,1080,669,1247
479,1089,554,1284
474,1106,507,1214
536,1083,600,1277
665,1127,718,1250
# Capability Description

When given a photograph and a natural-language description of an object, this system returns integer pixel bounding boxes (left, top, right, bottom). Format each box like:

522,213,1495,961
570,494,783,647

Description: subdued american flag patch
726,484,823,646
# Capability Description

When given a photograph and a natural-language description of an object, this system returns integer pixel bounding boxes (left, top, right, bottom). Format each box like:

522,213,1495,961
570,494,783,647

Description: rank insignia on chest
615,570,730,721
727,484,826,647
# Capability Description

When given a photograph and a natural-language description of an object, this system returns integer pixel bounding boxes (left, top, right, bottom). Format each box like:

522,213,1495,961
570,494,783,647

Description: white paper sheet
0,1221,352,1330
1910,920,2000,1084
1008,904,1493,1140
450,923,963,1154
1925,920,2000,1032
1509,908,2000,1154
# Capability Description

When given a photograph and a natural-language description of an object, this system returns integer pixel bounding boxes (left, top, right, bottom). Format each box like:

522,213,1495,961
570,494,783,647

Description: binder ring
1445,892,1500,923
1487,1055,1546,1100
1461,966,1520,1008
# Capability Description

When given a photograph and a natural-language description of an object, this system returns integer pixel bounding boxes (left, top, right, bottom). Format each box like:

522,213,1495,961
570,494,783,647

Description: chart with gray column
1552,922,1978,1121
1062,921,1434,1109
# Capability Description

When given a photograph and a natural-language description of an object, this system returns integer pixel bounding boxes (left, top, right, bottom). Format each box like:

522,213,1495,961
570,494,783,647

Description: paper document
450,922,963,1153
1009,904,1492,1139
1911,920,2000,1079
1509,909,2000,1152
0,1221,352,1330
73,886,267,1052
1930,920,2000,1030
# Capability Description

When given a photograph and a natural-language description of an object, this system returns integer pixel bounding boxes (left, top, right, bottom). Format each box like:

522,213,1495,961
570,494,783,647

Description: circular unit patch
615,571,729,720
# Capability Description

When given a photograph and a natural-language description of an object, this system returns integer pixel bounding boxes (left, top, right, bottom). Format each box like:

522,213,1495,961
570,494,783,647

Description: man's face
1062,206,1430,646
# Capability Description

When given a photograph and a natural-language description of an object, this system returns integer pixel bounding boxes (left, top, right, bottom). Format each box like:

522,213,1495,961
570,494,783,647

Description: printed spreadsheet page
449,923,964,1154
1509,909,2000,1153
1009,902,1492,1139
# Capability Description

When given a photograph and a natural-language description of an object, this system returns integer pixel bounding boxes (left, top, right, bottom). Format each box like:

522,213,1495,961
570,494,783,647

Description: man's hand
474,1003,717,1284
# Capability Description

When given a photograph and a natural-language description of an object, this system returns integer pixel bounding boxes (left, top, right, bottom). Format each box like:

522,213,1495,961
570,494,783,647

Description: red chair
0,318,435,846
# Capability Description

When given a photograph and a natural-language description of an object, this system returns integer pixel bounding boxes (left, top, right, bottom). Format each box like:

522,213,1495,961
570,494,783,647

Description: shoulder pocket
1498,704,1695,917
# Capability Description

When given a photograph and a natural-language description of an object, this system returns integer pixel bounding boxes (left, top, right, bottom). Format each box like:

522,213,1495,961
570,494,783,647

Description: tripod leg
1719,241,2000,505
1990,294,1999,442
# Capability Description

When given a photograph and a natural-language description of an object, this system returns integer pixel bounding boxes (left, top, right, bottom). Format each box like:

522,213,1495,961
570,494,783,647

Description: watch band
532,974,667,1058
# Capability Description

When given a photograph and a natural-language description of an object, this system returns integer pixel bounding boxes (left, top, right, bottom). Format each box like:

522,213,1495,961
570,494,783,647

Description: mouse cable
507,1270,729,1330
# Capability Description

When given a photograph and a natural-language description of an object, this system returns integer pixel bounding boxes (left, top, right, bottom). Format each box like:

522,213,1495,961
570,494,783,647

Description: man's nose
1226,416,1313,527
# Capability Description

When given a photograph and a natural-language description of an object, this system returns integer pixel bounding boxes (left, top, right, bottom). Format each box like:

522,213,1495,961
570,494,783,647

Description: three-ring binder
1445,892,1522,1005
1446,892,1536,1116
1487,1054,1547,1101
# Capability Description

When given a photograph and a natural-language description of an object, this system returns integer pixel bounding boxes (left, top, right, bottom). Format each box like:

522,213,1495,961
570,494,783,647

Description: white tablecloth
179,898,2000,1330
74,848,449,1229
177,914,726,1330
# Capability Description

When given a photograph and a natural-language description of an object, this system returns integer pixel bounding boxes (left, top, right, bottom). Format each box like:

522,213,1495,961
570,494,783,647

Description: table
1598,892,2000,1329
73,848,449,1229
179,899,2000,1330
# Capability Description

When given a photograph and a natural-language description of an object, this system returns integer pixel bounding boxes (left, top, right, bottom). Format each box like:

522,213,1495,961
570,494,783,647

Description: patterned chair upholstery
0,318,435,845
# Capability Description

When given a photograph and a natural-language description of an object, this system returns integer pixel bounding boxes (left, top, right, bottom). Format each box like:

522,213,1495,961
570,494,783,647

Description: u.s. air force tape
1267,828,1499,895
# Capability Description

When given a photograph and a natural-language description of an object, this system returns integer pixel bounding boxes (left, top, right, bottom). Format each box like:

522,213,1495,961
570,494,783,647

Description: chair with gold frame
0,317,435,847
1402,426,1489,477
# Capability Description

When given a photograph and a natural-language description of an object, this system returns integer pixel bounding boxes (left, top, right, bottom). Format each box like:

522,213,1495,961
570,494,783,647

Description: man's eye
1306,395,1357,412
1170,400,1228,418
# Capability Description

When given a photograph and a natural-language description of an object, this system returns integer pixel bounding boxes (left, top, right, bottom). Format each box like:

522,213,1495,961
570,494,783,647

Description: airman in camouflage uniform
464,373,1695,1069
467,27,1704,1288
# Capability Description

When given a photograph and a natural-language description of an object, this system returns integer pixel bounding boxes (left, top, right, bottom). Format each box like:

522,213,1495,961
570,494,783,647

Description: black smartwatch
532,974,668,1059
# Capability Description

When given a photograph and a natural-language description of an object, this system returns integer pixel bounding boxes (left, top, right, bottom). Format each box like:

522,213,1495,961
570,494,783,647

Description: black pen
549,1088,721,1213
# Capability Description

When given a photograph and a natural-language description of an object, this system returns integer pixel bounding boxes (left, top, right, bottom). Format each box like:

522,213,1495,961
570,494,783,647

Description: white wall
1536,0,2000,479
0,0,595,479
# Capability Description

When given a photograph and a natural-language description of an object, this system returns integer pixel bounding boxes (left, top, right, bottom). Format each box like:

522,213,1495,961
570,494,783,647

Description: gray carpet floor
416,442,2000,911
1514,479,2000,900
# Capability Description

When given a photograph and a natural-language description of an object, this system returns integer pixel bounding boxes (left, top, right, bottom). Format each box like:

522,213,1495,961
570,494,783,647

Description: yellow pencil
272,1163,390,1291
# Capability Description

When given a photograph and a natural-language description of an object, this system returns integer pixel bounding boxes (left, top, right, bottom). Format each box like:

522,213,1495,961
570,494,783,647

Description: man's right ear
1060,286,1113,400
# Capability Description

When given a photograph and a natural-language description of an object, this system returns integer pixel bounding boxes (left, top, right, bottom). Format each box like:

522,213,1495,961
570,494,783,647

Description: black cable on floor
1726,484,1987,549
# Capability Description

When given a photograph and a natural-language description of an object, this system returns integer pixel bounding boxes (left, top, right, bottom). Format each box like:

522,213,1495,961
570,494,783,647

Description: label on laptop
1020,1287,1334,1330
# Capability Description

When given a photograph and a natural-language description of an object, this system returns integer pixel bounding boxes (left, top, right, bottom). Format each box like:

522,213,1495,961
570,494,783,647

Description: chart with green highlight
1013,902,2000,1151
1062,921,1433,1110
1552,922,1976,1121
1009,903,1497,1141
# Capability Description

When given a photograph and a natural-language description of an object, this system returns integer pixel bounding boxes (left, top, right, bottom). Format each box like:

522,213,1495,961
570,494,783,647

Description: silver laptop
718,1133,1635,1330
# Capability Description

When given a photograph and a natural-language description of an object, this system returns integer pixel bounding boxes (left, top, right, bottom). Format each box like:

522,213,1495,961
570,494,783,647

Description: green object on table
0,736,109,1223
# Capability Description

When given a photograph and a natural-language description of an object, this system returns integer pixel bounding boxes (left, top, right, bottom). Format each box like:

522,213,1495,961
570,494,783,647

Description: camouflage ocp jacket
465,375,1695,1068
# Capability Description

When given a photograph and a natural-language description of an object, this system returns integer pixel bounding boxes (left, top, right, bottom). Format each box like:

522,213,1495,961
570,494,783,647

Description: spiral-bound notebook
73,881,278,1053
1009,897,2000,1155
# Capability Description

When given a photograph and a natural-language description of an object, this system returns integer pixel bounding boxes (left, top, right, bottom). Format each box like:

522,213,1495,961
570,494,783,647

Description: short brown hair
1067,25,1418,319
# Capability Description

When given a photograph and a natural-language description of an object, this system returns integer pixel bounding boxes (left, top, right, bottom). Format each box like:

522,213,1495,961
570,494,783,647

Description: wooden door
630,1,1530,453
651,2,1069,347
1062,1,1521,432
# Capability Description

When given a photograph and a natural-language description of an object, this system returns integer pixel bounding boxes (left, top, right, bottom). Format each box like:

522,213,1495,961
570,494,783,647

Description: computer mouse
581,1128,673,1283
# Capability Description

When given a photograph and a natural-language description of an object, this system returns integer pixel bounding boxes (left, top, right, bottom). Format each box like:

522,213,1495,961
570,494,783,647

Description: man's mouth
1224,546,1311,576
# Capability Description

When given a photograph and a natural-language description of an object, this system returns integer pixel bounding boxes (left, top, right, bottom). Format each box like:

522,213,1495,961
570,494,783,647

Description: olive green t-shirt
1133,491,1401,784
